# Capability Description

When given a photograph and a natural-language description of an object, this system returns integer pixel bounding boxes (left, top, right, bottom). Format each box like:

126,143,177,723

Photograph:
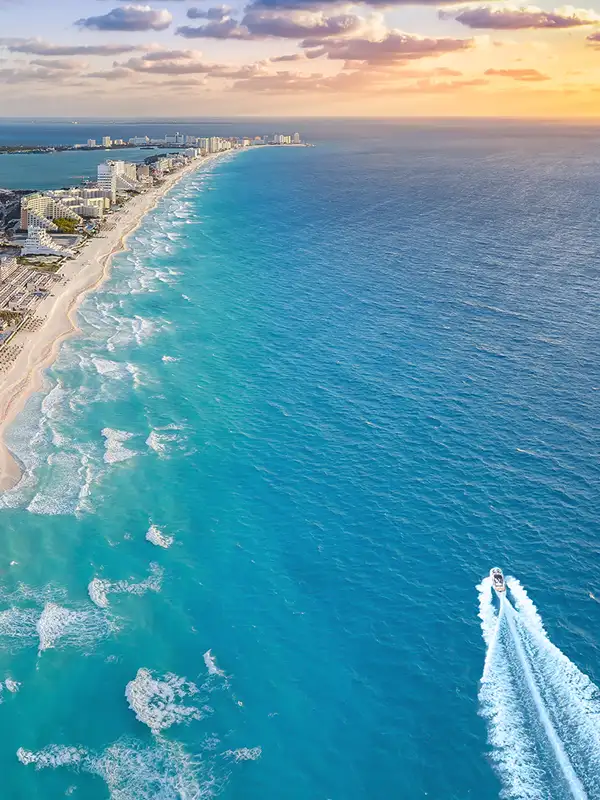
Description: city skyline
1,0,600,117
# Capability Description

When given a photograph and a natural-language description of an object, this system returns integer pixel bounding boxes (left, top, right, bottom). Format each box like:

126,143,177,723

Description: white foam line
503,598,587,800
478,576,502,678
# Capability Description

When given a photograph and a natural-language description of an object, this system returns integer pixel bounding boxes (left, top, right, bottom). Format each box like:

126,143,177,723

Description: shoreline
0,150,231,491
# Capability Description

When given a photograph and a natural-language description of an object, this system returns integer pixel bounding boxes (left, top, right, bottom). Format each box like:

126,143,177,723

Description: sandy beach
0,152,226,491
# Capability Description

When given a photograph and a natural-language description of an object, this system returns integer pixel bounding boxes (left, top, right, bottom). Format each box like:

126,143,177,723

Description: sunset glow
1,1,600,117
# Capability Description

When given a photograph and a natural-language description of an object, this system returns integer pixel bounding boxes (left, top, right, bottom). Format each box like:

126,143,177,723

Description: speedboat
490,568,506,595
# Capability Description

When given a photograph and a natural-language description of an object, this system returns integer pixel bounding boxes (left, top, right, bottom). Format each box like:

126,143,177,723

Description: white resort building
20,193,82,232
47,189,108,220
20,189,112,232
21,227,74,258
97,161,140,203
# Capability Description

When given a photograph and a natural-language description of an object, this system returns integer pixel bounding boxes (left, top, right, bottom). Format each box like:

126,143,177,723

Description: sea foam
88,563,163,608
203,649,225,677
36,602,115,653
125,668,202,734
224,747,262,762
17,737,212,800
102,429,137,464
479,575,600,798
146,428,182,457
145,525,173,549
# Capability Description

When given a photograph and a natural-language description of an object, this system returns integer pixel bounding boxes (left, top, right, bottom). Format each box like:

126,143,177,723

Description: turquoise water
0,148,158,190
0,124,599,798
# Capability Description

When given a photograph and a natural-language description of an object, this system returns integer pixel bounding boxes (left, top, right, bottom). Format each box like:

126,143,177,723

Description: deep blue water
0,121,598,798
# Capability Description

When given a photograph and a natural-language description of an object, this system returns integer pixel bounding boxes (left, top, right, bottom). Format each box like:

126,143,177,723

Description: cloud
160,78,208,87
394,65,463,77
302,31,474,63
187,5,231,20
123,52,219,72
270,52,307,60
76,5,173,31
137,48,202,59
177,7,380,39
0,66,68,84
177,19,250,37
231,67,486,93
86,66,134,79
485,67,550,80
443,4,600,29
246,0,462,9
0,37,140,56
243,8,365,37
209,61,270,77
28,57,87,70
587,30,600,44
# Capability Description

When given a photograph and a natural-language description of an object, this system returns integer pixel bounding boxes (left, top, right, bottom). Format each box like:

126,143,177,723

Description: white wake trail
478,575,600,799
503,598,586,800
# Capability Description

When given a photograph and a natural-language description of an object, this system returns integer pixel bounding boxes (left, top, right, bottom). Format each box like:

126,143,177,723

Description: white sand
0,153,226,490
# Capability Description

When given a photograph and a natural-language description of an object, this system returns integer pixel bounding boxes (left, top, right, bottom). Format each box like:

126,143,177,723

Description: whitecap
101,429,137,465
224,747,262,762
92,357,127,378
145,525,173,549
203,649,225,677
76,455,101,515
18,736,211,800
126,363,144,388
27,452,83,516
132,316,157,346
125,668,202,734
40,382,67,420
146,430,181,457
18,745,86,769
0,608,40,647
36,602,116,653
88,563,163,608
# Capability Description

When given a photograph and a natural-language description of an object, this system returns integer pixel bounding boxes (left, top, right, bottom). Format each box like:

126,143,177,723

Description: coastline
0,151,229,491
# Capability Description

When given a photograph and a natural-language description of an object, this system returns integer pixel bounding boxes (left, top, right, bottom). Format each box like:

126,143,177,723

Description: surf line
502,596,587,800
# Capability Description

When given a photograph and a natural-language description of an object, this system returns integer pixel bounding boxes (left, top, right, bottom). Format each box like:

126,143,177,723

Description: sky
1,0,600,116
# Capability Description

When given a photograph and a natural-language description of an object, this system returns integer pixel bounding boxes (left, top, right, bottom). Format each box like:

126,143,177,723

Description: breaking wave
125,668,204,734
146,524,173,549
102,428,137,464
203,650,225,678
478,575,600,799
37,602,116,653
88,563,163,608
0,580,117,654
224,747,262,762
17,736,214,800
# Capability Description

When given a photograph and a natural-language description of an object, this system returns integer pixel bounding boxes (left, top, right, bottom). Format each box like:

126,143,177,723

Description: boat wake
478,575,600,799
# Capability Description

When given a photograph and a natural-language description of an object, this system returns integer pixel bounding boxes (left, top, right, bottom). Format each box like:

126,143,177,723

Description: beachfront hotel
97,161,140,203
0,130,306,370
70,131,304,153
20,190,109,232
20,194,82,232
21,226,74,258
11,134,304,248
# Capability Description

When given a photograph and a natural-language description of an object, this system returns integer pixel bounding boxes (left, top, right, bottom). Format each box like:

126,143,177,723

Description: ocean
0,119,599,799
0,147,159,191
